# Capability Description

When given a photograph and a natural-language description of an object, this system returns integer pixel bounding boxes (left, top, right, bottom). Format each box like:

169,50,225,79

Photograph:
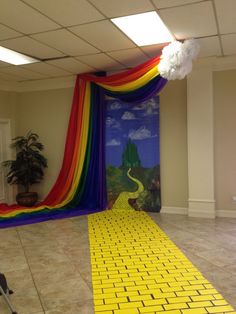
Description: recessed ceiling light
0,46,39,65
111,11,174,46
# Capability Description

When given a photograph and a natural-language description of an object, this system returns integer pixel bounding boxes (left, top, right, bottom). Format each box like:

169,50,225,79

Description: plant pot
16,192,38,207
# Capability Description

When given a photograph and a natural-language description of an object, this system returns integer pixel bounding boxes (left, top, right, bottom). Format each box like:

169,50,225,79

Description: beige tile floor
0,212,236,313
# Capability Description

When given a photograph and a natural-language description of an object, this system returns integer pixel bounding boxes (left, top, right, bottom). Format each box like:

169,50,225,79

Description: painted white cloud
121,111,136,120
106,139,121,146
110,101,122,110
132,98,159,113
143,107,159,116
128,126,156,140
106,117,120,129
145,98,159,109
132,103,146,111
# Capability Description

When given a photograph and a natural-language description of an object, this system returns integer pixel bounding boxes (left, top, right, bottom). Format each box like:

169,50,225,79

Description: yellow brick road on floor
88,210,236,314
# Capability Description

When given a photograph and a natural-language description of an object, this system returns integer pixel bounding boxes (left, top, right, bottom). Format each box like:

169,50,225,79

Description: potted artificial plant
2,131,47,207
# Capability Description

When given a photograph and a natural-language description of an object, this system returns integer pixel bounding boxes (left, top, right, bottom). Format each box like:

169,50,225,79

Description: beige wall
16,88,73,199
160,79,188,208
214,70,236,211
0,90,17,136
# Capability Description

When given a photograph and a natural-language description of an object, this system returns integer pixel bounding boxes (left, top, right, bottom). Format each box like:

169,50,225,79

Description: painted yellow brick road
111,168,144,211
88,210,235,314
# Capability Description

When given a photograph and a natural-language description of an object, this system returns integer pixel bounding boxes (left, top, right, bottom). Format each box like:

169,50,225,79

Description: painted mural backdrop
106,96,161,212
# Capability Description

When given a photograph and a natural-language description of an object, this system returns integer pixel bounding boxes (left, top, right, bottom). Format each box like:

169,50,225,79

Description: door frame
0,119,14,204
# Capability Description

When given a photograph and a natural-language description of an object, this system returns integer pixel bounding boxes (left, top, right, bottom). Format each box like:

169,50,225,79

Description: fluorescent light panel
0,46,39,65
111,11,174,46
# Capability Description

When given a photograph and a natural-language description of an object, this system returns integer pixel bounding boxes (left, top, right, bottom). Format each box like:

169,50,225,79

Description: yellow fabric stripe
99,66,159,92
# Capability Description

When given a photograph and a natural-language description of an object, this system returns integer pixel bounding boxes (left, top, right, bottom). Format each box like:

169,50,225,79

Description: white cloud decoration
158,39,200,80
106,117,120,129
128,126,156,140
106,139,121,146
110,102,122,110
121,111,136,120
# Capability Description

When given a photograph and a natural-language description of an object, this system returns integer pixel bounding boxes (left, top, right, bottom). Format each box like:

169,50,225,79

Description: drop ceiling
0,0,235,83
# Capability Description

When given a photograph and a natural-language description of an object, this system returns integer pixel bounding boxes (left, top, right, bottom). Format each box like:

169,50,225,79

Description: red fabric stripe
43,76,85,205
81,56,161,86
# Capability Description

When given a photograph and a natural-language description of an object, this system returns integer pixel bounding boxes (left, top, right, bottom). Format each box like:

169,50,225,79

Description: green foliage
130,165,160,189
107,165,137,193
136,189,160,212
122,139,141,168
2,131,47,193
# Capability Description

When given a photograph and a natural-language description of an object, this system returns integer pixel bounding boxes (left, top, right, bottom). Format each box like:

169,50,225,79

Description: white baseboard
161,206,188,215
188,199,216,218
161,207,236,219
216,210,236,218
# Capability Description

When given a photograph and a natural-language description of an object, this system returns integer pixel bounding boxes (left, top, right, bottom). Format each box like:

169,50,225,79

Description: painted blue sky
105,96,160,168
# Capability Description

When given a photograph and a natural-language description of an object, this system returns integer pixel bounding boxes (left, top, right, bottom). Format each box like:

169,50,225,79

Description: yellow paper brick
164,302,188,311
206,305,234,313
198,288,218,295
212,299,228,306
126,285,148,291
176,290,199,297
117,291,139,297
191,295,216,302
167,296,191,303
181,309,207,314
129,294,152,302
104,297,128,304
103,287,125,294
119,301,143,309
95,303,119,312
188,301,214,307
94,293,116,300
139,305,164,313
143,298,168,306
114,309,139,314
183,284,205,291
162,311,181,314
94,299,104,306
152,291,176,298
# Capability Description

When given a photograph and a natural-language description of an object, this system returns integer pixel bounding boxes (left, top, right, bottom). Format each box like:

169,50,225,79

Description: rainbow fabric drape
0,55,167,228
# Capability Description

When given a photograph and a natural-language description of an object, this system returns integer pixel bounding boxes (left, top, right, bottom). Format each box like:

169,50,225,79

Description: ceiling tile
0,0,60,34
0,71,20,81
23,0,104,27
0,24,22,40
46,58,95,74
89,0,154,18
22,62,71,77
0,61,12,68
69,20,135,51
0,66,47,80
197,36,222,58
76,53,124,71
214,0,236,34
141,43,168,58
31,29,99,56
0,37,64,59
152,0,202,9
221,34,236,56
107,48,149,67
159,1,217,39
